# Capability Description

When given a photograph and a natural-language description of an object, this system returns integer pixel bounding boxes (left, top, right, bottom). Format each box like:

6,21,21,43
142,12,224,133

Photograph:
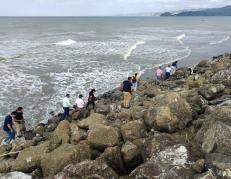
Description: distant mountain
161,5,231,16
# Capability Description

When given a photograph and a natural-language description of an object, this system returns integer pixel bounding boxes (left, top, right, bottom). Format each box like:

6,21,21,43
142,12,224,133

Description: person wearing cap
86,89,96,110
62,94,71,119
75,94,85,110
122,77,133,108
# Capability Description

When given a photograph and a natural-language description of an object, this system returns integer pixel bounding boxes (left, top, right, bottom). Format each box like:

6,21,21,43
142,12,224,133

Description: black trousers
86,101,95,109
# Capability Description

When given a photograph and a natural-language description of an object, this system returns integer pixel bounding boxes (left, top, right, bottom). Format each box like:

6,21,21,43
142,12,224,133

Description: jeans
165,72,171,79
132,82,138,91
4,130,15,144
63,107,70,119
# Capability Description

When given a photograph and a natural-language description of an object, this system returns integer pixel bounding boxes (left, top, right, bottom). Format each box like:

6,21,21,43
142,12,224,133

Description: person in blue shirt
2,111,17,145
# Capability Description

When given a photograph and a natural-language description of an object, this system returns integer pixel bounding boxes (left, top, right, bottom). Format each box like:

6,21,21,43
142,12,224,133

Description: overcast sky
0,0,231,16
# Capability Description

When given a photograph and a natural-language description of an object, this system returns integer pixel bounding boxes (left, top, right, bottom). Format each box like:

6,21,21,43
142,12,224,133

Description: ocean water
0,17,231,124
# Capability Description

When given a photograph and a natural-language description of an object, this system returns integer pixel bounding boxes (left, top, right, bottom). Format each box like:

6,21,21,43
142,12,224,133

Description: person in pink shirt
155,66,163,85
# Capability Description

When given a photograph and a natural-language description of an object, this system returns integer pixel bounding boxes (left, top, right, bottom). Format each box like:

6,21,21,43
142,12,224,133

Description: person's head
175,61,178,63
66,94,70,98
11,111,18,118
128,77,132,81
90,89,96,94
135,73,138,76
79,94,83,98
158,66,162,69
168,65,170,67
17,107,23,112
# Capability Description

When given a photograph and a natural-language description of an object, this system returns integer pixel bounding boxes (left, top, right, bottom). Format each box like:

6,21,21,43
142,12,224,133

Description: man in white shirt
75,94,85,109
165,65,172,79
63,94,71,119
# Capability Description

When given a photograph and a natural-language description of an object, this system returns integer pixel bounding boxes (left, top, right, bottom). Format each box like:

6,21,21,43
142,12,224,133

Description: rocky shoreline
0,53,231,178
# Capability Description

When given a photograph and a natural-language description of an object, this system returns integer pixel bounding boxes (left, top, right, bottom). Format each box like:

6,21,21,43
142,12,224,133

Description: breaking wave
124,41,145,60
209,36,230,45
54,39,77,46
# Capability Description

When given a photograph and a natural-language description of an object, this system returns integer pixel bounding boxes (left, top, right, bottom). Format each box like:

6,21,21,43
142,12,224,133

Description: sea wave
176,34,186,45
54,39,77,46
209,36,230,45
124,41,145,60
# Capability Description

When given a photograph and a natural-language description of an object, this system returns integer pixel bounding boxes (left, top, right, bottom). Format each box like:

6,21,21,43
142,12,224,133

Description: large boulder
41,142,91,177
99,146,127,175
95,103,111,115
196,121,231,155
121,141,143,171
144,92,192,133
198,84,226,100
77,113,107,129
130,106,146,120
53,120,70,144
70,123,87,145
120,120,147,141
11,142,50,173
87,125,120,150
211,68,231,87
55,160,119,179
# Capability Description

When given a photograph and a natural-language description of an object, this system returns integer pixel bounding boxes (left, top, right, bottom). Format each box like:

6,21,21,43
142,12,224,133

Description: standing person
132,73,139,91
62,94,71,119
14,107,26,137
86,89,96,111
122,77,133,108
2,111,17,145
75,94,85,110
155,66,163,85
165,65,172,79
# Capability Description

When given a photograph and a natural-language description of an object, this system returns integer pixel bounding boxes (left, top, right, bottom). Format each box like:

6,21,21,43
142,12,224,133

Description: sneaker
1,139,8,145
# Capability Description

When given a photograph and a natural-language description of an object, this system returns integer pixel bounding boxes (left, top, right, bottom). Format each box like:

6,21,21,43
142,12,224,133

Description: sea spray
124,41,145,60
176,34,186,45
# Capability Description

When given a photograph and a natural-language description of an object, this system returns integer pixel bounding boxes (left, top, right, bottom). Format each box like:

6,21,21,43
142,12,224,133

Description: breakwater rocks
0,53,231,178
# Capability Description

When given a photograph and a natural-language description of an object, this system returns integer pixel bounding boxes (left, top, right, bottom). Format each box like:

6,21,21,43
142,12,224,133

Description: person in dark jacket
122,77,133,108
86,89,96,110
2,111,17,145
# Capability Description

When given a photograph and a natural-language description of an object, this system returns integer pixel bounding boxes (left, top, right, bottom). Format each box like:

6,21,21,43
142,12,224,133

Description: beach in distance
0,16,231,124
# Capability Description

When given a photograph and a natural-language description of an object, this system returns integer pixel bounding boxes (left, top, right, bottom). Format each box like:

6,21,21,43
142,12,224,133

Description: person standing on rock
165,65,172,79
122,77,133,108
2,111,17,145
14,107,26,137
75,94,85,110
132,73,139,91
155,66,163,85
86,89,96,111
62,94,71,119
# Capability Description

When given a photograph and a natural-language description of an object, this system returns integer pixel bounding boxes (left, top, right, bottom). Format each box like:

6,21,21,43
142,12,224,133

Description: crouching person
2,111,17,145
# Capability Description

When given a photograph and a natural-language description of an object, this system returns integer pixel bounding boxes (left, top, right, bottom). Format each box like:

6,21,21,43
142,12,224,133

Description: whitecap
209,36,230,45
54,39,77,46
124,41,145,60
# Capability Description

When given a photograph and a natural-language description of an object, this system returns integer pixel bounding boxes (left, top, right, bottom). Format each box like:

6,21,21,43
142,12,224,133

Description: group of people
1,61,179,145
155,61,178,84
62,89,96,119
2,107,25,145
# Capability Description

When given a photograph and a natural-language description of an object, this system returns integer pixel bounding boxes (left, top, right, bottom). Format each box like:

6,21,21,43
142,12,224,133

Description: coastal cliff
0,53,231,178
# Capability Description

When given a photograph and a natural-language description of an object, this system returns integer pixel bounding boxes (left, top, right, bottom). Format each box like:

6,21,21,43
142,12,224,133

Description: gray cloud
0,0,231,16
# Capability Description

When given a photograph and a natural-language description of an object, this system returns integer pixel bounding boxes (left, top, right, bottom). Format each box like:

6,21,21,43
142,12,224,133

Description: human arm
7,124,14,132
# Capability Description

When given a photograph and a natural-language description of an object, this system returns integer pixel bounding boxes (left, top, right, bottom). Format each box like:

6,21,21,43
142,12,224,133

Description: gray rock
199,84,226,100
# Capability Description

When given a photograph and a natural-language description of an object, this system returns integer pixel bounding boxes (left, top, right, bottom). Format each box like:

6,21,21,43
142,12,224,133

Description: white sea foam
209,36,230,45
176,33,186,45
54,39,77,46
124,41,145,60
